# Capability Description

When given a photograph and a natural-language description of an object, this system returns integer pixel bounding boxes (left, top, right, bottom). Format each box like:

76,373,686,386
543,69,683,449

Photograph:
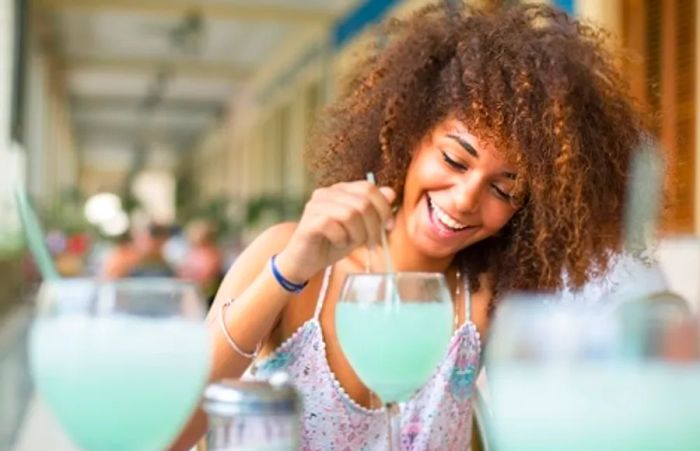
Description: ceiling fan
139,9,205,56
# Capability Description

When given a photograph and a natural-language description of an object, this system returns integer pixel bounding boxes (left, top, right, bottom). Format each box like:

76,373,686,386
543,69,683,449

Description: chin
411,236,467,260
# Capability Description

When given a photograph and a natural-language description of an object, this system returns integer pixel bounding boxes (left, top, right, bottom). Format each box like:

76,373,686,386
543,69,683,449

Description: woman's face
398,118,519,259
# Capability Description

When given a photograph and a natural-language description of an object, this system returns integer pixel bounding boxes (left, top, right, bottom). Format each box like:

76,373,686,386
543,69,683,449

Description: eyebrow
446,133,478,158
446,133,516,180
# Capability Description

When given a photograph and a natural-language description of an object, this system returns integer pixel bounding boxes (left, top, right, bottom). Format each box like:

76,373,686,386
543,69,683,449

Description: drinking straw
366,172,400,308
14,186,60,280
366,173,396,274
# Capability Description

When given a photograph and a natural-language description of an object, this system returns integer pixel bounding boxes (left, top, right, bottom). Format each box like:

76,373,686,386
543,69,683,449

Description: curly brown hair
307,2,651,303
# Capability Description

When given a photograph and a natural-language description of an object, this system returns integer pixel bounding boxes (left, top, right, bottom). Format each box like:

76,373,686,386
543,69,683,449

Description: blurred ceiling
32,0,360,169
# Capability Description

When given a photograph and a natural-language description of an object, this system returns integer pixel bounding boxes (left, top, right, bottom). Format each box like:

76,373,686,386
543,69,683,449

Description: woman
173,2,657,449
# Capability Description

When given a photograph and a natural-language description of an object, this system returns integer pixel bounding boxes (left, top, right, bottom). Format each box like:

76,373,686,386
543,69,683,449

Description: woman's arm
169,222,300,450
170,181,395,450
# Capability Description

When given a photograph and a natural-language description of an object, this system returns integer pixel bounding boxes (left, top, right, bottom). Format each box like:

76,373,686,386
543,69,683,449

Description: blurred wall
22,27,79,208
159,0,700,239
0,0,25,306
579,0,698,235
0,0,12,145
182,29,327,237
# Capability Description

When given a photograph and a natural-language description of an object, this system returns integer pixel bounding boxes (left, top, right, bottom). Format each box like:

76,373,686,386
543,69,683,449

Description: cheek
404,156,445,197
414,148,449,176
481,200,517,230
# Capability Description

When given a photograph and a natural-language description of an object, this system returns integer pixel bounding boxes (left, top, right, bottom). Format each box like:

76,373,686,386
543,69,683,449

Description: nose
452,174,483,214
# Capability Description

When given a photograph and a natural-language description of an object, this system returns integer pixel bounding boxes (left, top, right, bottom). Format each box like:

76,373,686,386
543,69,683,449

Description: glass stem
386,402,401,450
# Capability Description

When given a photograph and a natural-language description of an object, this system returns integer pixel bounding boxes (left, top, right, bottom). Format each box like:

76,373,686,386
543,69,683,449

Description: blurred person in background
100,231,139,279
163,224,190,271
172,3,668,449
48,229,89,277
177,219,223,304
129,222,174,278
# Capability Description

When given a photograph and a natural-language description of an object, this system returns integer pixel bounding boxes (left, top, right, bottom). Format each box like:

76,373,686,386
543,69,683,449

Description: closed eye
441,151,467,171
491,184,513,202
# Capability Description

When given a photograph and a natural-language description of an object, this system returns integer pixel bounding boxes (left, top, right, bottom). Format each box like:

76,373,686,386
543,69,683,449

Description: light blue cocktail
337,301,452,403
336,272,454,450
486,296,700,451
29,278,211,451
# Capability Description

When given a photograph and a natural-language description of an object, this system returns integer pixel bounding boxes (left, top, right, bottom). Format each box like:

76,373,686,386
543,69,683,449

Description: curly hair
307,2,652,304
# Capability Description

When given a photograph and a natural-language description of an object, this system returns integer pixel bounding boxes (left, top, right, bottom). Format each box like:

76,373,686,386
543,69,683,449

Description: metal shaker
203,376,300,451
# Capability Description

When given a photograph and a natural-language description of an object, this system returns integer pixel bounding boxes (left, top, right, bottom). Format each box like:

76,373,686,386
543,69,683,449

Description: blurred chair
657,235,700,313
606,289,694,365
612,289,692,324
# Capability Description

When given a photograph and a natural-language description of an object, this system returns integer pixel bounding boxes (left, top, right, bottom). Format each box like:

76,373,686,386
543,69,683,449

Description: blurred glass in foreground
29,278,211,451
485,292,700,451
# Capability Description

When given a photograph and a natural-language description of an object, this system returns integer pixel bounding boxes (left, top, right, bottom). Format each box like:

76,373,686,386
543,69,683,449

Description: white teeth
429,197,468,230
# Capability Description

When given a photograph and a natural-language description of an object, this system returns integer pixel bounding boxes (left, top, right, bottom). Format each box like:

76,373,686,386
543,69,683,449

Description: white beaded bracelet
219,299,261,360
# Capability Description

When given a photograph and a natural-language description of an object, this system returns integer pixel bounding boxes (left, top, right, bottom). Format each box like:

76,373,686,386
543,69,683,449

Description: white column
0,0,25,254
286,88,307,197
24,47,48,201
0,0,13,148
696,0,700,235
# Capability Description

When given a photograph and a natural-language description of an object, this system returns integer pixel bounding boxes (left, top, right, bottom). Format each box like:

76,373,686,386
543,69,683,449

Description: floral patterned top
243,266,482,450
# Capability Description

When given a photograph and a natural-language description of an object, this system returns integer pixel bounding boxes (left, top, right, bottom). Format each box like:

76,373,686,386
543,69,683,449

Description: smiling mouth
427,195,476,233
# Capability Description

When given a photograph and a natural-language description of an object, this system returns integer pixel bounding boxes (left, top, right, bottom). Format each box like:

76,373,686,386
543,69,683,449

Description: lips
426,195,476,237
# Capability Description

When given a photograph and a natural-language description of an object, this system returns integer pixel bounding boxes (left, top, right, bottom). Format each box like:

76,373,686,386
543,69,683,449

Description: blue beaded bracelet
270,254,309,294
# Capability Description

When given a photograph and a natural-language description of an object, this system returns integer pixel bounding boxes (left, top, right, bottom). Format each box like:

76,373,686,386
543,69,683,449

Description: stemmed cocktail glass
336,272,453,450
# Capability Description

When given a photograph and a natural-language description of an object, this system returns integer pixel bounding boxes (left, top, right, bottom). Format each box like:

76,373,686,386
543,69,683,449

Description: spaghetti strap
313,266,333,320
463,267,472,322
245,264,482,451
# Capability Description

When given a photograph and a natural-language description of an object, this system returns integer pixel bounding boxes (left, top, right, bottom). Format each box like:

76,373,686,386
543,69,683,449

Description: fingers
321,182,394,246
344,182,394,218
311,196,368,246
379,186,397,205
314,214,352,248
333,191,381,246
337,181,395,224
303,181,396,250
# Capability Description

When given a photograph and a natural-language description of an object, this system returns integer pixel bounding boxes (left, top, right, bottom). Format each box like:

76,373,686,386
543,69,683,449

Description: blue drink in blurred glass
486,296,700,451
29,279,211,451
490,362,700,450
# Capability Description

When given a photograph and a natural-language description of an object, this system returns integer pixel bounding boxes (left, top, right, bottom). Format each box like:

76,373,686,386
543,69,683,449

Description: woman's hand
275,181,396,283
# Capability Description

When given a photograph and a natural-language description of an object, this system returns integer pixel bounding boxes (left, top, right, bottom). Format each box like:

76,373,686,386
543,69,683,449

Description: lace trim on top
249,316,481,414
